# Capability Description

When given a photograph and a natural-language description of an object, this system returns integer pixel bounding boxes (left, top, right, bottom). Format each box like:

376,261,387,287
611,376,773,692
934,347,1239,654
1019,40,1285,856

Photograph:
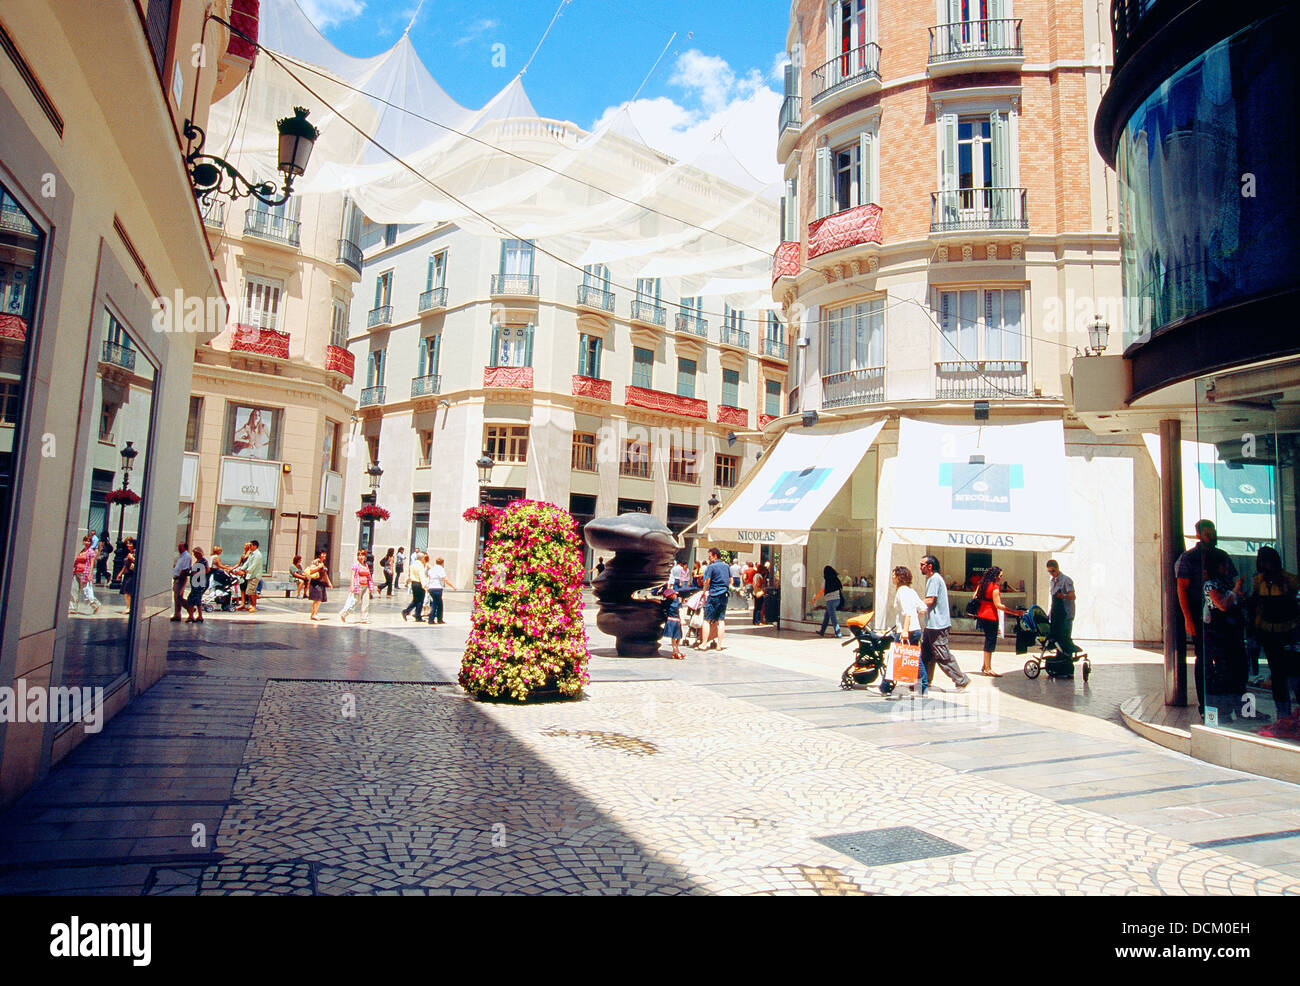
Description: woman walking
118,538,136,615
380,548,395,597
973,565,1023,677
816,565,844,638
289,555,306,598
306,551,333,621
340,549,375,623
751,563,767,626
1251,545,1300,722
891,566,929,695
184,547,209,623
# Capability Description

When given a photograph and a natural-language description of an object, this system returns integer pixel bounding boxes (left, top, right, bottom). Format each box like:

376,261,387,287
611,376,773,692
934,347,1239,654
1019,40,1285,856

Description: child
663,587,684,659
339,549,375,623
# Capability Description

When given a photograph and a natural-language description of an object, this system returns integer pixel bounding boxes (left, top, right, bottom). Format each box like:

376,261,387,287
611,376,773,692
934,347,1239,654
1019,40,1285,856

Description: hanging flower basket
462,504,505,526
356,504,390,521
105,488,141,506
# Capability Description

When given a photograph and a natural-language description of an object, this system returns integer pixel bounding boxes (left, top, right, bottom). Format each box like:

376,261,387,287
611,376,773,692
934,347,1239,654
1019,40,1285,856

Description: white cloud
297,0,365,30
593,49,783,185
455,18,499,47
770,51,791,84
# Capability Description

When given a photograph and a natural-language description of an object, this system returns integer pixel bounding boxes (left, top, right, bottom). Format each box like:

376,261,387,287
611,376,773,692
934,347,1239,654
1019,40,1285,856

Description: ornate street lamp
1087,314,1110,357
114,441,139,544
476,454,495,485
707,491,721,514
366,460,383,492
183,106,319,207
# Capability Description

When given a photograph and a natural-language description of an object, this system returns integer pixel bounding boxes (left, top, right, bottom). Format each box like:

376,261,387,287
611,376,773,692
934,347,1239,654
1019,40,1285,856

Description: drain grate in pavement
143,860,318,895
815,827,967,867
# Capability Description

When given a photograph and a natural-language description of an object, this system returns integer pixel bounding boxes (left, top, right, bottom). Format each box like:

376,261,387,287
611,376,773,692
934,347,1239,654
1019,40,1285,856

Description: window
223,403,282,460
341,195,363,244
765,379,782,417
417,335,441,377
780,176,799,241
583,263,609,289
366,349,386,388
411,493,430,552
214,506,273,566
366,435,379,468
679,295,702,314
489,323,534,367
668,443,698,484
937,288,1023,361
832,0,870,58
499,239,534,276
676,357,697,398
620,438,652,478
185,396,202,452
417,430,433,467
0,381,21,426
330,300,348,348
632,346,653,389
722,368,740,408
384,223,397,246
98,405,117,443
374,271,393,309
242,275,282,330
427,251,447,291
817,129,876,218
572,431,597,472
767,311,785,343
636,277,661,304
322,420,341,473
578,333,602,378
715,453,739,489
822,298,884,375
484,424,529,463
938,110,1012,222
724,305,745,333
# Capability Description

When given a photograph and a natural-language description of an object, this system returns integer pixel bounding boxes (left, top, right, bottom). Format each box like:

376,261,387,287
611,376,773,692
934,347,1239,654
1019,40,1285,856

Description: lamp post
1087,314,1110,357
474,454,495,573
360,460,382,552
116,441,137,543
707,491,721,514
183,107,319,207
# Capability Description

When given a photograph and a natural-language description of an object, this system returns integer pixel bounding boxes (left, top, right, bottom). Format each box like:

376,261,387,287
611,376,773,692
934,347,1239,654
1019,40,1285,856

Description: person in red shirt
69,535,101,615
973,565,1023,677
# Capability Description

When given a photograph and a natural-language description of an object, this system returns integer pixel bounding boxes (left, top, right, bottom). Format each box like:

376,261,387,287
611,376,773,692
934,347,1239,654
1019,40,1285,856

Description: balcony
410,373,441,398
675,313,707,338
717,405,748,428
577,284,615,313
718,326,750,351
624,385,707,420
336,238,362,274
572,375,612,401
201,199,226,229
808,203,883,260
823,367,885,408
243,209,300,247
359,385,386,407
419,287,448,313
772,241,800,285
630,300,667,327
324,345,355,380
935,359,1030,399
777,94,802,159
483,365,534,389
367,305,393,329
490,273,539,297
810,43,882,113
101,340,137,372
927,20,1024,76
0,314,26,342
930,188,1028,234
231,325,290,360
760,338,788,362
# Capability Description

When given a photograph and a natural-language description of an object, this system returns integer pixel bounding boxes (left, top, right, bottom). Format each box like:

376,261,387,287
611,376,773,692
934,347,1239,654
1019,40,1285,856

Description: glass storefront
213,505,273,560
804,449,876,619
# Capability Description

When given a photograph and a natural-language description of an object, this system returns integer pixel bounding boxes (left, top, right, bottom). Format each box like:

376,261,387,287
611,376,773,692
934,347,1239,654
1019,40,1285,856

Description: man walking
919,555,969,690
395,547,406,591
171,542,192,622
423,555,456,625
1177,519,1239,717
402,550,426,622
1045,559,1080,677
242,539,265,614
695,548,731,651
729,556,742,606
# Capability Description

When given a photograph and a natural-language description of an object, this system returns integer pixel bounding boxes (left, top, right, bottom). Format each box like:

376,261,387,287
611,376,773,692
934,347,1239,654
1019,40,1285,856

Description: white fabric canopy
703,421,886,546
889,418,1073,553
1141,436,1278,550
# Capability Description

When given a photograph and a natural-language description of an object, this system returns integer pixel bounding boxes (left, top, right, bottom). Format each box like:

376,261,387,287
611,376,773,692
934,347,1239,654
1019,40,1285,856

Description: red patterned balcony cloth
325,345,355,379
772,241,800,284
717,405,748,428
484,365,534,389
227,0,259,63
807,203,883,260
625,385,707,420
231,325,289,359
0,313,27,341
572,375,612,400
759,414,776,429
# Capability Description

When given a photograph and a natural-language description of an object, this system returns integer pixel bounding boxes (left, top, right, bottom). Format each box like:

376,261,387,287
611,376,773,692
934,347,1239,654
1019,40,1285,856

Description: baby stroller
202,568,236,612
839,611,903,693
1017,604,1091,681
682,590,706,649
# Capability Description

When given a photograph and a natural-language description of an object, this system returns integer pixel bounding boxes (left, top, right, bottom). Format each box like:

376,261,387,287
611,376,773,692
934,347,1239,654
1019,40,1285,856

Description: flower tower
460,500,590,700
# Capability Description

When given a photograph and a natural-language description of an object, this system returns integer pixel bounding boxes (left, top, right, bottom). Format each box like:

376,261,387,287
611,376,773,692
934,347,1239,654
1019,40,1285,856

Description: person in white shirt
670,560,689,592
171,543,192,622
421,554,457,625
401,552,427,622
891,566,930,696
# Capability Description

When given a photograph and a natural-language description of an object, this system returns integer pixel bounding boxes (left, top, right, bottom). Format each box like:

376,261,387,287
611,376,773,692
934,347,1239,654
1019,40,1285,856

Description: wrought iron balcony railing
410,374,441,398
577,284,615,312
336,238,362,274
719,326,750,350
934,359,1030,399
419,287,448,312
367,305,393,328
928,19,1023,64
202,199,226,229
630,300,667,326
778,93,801,135
490,273,539,297
930,187,1028,232
243,209,301,246
823,367,885,408
359,385,387,407
101,340,137,372
761,338,788,360
811,43,882,104
675,313,708,338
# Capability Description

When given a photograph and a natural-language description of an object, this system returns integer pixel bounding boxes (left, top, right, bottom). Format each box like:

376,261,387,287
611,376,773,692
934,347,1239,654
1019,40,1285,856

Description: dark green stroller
1016,604,1090,681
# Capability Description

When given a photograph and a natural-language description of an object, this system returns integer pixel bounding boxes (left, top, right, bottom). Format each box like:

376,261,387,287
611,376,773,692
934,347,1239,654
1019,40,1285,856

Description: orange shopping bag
888,640,921,684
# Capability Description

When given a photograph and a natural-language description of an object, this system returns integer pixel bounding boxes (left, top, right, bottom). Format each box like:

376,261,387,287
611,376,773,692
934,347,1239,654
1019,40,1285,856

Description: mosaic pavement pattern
208,678,1300,895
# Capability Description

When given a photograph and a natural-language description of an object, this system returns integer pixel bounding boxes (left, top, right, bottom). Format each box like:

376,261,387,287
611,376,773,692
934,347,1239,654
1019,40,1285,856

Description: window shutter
431,334,441,374
783,62,794,98
940,113,959,225
816,146,832,218
417,338,427,378
948,0,962,25
858,129,873,206
524,323,535,368
489,324,500,367
593,336,602,377
988,0,1005,47
373,276,383,309
990,110,1010,222
498,240,507,276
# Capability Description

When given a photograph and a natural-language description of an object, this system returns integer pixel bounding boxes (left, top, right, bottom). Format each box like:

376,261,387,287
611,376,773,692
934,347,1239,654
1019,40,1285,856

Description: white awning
1141,435,1277,551
888,417,1073,553
702,421,885,546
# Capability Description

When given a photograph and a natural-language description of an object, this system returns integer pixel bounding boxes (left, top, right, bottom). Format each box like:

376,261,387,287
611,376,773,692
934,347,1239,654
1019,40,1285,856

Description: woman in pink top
68,535,101,615
339,549,375,623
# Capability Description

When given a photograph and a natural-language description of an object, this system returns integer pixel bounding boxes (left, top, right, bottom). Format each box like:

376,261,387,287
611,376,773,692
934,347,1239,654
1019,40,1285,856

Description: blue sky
298,0,790,179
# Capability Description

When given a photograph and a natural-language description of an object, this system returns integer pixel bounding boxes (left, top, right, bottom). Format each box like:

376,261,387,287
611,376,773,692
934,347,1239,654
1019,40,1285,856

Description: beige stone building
0,0,253,807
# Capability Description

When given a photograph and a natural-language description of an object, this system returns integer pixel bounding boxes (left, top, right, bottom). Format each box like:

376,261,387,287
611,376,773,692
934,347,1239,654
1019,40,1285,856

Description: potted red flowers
105,488,141,506
355,504,390,521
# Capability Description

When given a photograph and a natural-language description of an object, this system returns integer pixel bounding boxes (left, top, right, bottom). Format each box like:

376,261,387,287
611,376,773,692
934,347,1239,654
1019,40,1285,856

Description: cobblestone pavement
1,593,1299,894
